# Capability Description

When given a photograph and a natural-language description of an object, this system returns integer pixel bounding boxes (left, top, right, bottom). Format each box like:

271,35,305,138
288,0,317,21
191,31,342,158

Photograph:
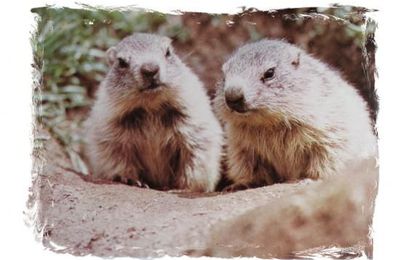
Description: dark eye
261,67,275,82
165,48,171,58
118,58,129,68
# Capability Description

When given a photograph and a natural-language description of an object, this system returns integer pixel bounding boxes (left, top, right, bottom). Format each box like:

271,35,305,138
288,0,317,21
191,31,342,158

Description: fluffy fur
215,39,377,189
85,33,223,192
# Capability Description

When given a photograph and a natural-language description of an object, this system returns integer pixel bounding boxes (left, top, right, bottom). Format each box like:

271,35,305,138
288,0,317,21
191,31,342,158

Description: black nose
140,63,160,79
225,88,247,113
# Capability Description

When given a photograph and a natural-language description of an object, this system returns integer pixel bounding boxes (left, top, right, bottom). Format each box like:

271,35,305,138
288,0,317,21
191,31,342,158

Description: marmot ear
291,52,301,68
106,47,117,66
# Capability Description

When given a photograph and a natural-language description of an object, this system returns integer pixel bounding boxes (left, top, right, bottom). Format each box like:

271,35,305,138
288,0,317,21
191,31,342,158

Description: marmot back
215,39,377,190
84,33,223,192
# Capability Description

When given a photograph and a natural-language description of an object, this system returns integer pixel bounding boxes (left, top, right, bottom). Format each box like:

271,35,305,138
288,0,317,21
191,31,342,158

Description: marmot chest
117,105,192,188
240,124,326,180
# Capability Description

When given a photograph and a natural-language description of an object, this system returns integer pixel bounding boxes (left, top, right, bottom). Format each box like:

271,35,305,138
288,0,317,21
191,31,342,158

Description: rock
198,159,378,259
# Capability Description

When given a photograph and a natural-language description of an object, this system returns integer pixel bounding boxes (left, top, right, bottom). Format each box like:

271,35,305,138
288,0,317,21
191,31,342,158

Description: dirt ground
30,128,308,257
28,127,377,259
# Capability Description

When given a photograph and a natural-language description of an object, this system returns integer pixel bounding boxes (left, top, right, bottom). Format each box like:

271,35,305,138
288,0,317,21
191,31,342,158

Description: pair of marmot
84,33,377,192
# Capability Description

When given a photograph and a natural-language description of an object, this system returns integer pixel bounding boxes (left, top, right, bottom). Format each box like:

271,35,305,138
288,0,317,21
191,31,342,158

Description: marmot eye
118,58,129,68
261,68,275,82
165,48,171,58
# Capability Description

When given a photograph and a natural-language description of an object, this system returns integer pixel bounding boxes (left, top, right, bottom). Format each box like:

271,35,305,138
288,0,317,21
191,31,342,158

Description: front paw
222,183,251,193
112,175,150,188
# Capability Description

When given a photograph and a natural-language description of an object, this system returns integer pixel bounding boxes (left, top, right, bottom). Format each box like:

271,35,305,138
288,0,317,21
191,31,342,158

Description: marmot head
104,33,185,102
217,39,332,126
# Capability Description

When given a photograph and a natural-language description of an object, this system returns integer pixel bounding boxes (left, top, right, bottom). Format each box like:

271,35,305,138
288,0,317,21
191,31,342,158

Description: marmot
214,39,377,190
84,33,223,192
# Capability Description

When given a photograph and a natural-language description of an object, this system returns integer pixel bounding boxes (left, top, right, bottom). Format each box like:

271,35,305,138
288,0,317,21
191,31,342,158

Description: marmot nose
225,88,247,113
140,63,160,78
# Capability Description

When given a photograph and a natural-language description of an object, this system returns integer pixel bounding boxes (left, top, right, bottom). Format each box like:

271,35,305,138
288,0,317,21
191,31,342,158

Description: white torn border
0,1,398,260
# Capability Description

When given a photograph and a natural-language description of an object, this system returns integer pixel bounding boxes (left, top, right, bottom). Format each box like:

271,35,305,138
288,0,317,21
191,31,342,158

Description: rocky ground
27,127,377,259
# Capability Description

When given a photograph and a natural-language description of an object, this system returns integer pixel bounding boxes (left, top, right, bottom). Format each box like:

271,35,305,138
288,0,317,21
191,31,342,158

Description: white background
0,0,398,259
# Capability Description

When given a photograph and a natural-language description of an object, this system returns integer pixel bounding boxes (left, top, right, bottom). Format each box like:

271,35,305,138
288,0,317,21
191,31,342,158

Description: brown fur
223,118,338,189
92,103,194,190
215,39,377,189
84,33,223,192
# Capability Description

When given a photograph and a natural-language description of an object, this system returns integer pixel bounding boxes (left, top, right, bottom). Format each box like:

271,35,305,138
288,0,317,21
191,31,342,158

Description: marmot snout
215,39,377,189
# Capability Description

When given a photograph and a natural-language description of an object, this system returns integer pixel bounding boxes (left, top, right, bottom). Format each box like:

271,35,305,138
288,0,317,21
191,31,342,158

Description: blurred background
31,6,377,174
